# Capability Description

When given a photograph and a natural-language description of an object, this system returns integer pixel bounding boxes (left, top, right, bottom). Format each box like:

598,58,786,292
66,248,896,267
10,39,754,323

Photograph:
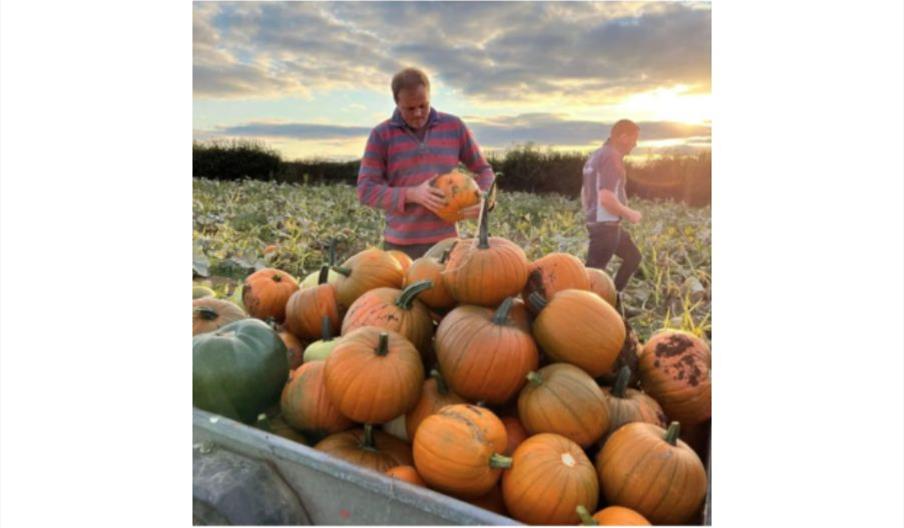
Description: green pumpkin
193,319,289,424
193,285,216,299
302,338,339,363
300,268,341,289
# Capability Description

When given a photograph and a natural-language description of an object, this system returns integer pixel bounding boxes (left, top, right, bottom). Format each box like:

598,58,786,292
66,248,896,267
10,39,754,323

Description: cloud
214,122,371,140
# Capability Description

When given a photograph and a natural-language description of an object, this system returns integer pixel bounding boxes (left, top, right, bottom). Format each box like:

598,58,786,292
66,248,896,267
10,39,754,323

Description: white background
2,1,902,526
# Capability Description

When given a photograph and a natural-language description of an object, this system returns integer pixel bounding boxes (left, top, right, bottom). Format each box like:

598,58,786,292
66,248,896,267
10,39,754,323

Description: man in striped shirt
357,68,495,259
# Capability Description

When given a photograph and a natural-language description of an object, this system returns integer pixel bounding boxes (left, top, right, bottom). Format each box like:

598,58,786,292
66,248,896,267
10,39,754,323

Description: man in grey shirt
581,119,643,294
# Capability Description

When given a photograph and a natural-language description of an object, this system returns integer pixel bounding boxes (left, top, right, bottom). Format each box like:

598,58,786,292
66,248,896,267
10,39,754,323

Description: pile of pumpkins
192,191,712,526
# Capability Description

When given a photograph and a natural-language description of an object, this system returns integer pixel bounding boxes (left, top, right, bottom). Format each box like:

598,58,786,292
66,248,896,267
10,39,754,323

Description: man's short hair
391,68,431,102
610,119,640,138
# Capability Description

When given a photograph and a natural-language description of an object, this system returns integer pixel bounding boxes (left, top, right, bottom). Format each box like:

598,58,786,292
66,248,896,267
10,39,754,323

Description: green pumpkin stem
492,297,515,325
439,242,457,264
613,365,632,398
376,332,390,356
396,280,433,309
317,264,330,285
476,186,493,250
526,371,543,386
430,369,449,396
576,506,598,525
363,424,375,450
195,306,219,321
328,238,337,266
665,421,681,445
489,453,512,469
321,315,332,341
332,266,351,277
255,413,272,433
527,291,548,312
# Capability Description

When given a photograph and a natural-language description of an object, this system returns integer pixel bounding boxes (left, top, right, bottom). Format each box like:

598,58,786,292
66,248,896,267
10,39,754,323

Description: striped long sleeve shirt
357,108,495,245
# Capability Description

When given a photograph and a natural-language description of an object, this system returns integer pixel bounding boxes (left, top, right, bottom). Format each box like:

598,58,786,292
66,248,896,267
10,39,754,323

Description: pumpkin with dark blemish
521,252,591,314
430,169,482,223
278,329,306,370
192,297,247,336
638,329,711,425
241,267,299,323
284,265,341,341
340,280,434,355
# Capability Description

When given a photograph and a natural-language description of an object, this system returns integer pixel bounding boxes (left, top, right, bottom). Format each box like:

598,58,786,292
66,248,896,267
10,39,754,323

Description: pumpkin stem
255,413,272,433
375,332,390,356
328,238,337,266
362,424,376,450
396,280,433,310
613,365,631,398
527,291,548,312
271,273,282,282
439,242,457,264
332,266,351,277
526,371,543,386
492,297,515,325
576,506,598,525
194,306,219,321
665,421,681,445
430,369,449,395
320,315,332,341
489,453,512,469
476,184,494,250
317,264,330,285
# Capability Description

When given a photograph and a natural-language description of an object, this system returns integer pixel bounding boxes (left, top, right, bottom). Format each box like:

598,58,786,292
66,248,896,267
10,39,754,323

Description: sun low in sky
193,1,711,161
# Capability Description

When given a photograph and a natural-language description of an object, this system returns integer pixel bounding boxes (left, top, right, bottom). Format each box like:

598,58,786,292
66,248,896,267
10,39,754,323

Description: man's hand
623,209,643,224
406,178,447,214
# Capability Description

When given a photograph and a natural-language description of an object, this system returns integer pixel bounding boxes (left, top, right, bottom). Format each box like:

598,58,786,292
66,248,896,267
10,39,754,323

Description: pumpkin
441,189,529,307
412,404,511,498
596,422,707,525
586,267,617,308
517,364,608,448
385,465,426,486
501,433,598,525
404,244,458,309
255,413,307,445
501,416,528,456
600,366,668,440
466,484,509,516
341,280,434,354
424,236,462,259
529,289,625,377
637,329,711,425
192,297,246,335
280,360,354,436
285,265,341,341
387,250,414,274
241,267,299,323
193,318,289,424
193,285,215,299
333,248,404,310
435,297,539,404
324,327,424,424
302,316,340,363
576,505,650,526
315,424,413,473
597,319,642,388
522,252,591,313
430,169,482,223
405,369,466,440
278,329,306,370
301,238,342,289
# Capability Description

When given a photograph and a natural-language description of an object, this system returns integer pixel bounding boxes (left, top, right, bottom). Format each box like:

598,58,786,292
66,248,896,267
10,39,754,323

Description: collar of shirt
390,107,440,130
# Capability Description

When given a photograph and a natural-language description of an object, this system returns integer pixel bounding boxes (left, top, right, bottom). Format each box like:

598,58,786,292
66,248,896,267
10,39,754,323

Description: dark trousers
382,240,435,260
586,222,642,292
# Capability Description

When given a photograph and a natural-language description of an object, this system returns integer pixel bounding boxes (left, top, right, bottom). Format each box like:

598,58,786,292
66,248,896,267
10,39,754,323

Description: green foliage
193,139,283,181
192,179,711,341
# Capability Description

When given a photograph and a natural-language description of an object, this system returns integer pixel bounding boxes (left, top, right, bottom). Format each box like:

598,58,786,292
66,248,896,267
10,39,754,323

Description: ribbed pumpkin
278,329,306,370
430,169,482,223
576,505,650,526
280,360,353,435
638,329,711,425
412,404,511,498
315,425,413,473
333,248,404,310
441,193,529,307
405,369,466,440
192,298,246,335
435,297,539,405
285,265,341,341
385,465,426,486
387,250,414,274
529,289,625,377
600,366,668,440
501,433,599,525
241,267,299,323
341,280,434,354
404,245,458,309
302,316,340,363
501,416,529,456
586,267,617,308
522,252,591,313
517,363,608,448
323,327,424,424
596,422,707,525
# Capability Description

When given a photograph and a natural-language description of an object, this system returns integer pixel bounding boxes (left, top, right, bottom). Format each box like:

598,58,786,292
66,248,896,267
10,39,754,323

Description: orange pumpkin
192,298,246,335
405,369,466,440
522,253,591,313
323,327,424,424
430,169,482,223
333,248,404,310
586,267,617,308
517,363,608,448
387,250,414,274
435,297,539,405
341,280,434,355
284,265,341,341
280,360,353,435
501,416,529,456
385,465,426,486
596,422,707,525
315,425,413,473
501,433,598,525
600,366,667,440
576,505,650,526
412,404,511,498
404,244,458,309
530,289,625,377
241,267,299,323
638,329,711,425
278,329,306,370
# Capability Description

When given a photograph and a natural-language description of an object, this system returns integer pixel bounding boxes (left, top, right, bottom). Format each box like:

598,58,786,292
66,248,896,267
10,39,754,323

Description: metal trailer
192,407,711,525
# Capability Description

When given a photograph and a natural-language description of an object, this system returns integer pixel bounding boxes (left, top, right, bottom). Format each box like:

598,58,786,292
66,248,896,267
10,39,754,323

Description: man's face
396,85,430,130
616,130,639,155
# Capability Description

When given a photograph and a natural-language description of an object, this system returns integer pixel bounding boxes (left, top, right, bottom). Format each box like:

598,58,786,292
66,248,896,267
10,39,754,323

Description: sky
193,1,711,161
